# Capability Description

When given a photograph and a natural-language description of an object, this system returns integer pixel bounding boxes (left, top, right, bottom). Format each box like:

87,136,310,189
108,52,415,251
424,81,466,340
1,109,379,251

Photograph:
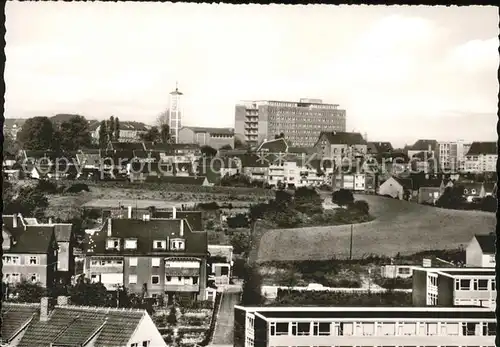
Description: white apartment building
412,267,496,309
464,142,497,173
234,305,496,347
437,140,469,171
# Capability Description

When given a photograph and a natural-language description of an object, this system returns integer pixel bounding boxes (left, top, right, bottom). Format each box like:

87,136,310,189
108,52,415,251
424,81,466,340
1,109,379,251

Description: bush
65,183,90,193
227,213,250,228
374,277,413,290
36,180,58,194
167,305,178,325
332,189,354,206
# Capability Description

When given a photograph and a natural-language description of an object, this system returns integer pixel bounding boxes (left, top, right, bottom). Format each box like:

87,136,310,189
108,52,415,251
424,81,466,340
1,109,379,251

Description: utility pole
349,224,353,260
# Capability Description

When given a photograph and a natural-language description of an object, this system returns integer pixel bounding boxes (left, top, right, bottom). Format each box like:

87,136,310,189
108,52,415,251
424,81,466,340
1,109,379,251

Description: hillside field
256,194,496,262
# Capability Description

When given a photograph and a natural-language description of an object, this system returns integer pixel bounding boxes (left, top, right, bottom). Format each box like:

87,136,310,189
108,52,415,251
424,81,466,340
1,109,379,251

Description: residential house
85,209,209,303
89,121,149,144
0,303,39,347
464,141,497,173
406,139,438,160
240,154,270,183
437,140,469,172
466,234,495,268
52,224,74,284
15,296,166,347
417,179,443,204
234,305,496,347
178,126,234,149
374,151,410,179
380,264,418,279
331,173,366,191
207,245,233,285
378,176,413,200
219,156,243,177
412,267,496,309
461,182,484,202
257,137,289,154
267,153,302,188
2,223,58,289
314,131,368,166
367,141,393,155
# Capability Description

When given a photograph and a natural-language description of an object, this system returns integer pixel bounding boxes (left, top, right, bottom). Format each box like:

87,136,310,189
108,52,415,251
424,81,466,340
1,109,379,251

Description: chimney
127,206,132,219
428,144,432,152
107,218,112,237
40,297,50,322
172,206,177,219
422,258,432,268
12,215,18,228
180,219,184,237
57,296,69,306
48,217,53,225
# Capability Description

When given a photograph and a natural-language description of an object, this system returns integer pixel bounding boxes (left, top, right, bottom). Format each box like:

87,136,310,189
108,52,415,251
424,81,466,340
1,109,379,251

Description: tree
436,185,466,209
140,126,161,142
108,116,115,141
220,144,232,150
294,187,323,215
98,120,108,148
12,280,46,303
3,185,49,219
241,264,263,306
332,189,354,207
230,230,251,255
17,117,55,150
351,200,370,215
156,110,169,127
69,277,108,306
3,131,20,156
274,132,285,139
57,115,92,151
160,124,171,144
234,137,245,149
200,145,217,157
480,196,497,212
226,213,250,228
166,305,178,325
114,117,120,142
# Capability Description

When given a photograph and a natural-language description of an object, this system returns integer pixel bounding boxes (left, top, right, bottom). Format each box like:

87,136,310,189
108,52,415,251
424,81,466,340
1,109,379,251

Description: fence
198,291,223,346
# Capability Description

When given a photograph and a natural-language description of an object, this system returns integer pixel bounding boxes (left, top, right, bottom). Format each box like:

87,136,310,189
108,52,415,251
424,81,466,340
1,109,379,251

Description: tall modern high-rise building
234,98,346,148
169,83,183,143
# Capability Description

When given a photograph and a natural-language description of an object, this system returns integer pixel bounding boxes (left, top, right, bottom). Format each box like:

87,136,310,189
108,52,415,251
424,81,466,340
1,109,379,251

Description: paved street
211,285,241,346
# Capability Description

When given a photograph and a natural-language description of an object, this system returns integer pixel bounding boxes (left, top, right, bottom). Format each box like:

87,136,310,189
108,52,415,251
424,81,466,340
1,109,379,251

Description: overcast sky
5,3,498,147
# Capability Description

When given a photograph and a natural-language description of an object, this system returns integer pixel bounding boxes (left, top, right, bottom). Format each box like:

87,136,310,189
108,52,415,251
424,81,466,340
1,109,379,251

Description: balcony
165,284,200,292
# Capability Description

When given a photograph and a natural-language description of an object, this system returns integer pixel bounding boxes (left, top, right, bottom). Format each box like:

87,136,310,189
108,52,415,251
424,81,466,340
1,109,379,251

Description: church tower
169,82,183,143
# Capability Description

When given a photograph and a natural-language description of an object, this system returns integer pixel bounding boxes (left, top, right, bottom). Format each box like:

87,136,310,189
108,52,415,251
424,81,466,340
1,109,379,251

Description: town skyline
5,3,498,148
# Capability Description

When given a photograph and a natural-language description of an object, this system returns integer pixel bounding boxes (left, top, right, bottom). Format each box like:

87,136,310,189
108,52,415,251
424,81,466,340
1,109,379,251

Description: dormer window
153,240,166,249
170,239,185,251
125,239,138,249
106,238,120,250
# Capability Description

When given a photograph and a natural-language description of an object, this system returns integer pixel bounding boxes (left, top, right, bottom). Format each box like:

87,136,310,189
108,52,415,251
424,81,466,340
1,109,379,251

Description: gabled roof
109,142,145,151
466,141,497,156
87,218,207,256
483,182,497,192
418,179,442,188
1,303,39,343
316,131,367,146
288,146,316,155
367,141,393,154
53,224,72,242
408,139,438,151
474,233,495,254
5,226,55,254
392,176,414,190
257,138,289,153
152,211,203,231
132,150,161,161
182,126,234,135
17,306,146,347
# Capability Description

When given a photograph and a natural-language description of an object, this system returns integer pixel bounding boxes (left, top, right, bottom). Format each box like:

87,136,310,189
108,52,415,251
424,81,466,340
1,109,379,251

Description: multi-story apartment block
314,131,367,165
234,305,496,347
2,221,58,288
178,126,234,149
466,234,495,268
85,208,208,303
412,267,496,309
464,141,498,173
235,99,346,147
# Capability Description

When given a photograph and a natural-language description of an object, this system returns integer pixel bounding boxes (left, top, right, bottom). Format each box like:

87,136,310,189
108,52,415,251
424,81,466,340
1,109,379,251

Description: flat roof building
234,305,496,347
235,99,346,148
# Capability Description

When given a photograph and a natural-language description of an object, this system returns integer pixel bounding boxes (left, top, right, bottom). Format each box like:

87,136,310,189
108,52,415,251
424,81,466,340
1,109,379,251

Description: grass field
256,194,496,262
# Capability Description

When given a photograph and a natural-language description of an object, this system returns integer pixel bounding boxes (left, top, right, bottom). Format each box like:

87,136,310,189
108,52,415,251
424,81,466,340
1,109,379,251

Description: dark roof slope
318,131,367,145
409,139,438,151
110,142,145,151
6,226,55,254
87,218,207,256
257,138,288,153
368,141,393,154
153,211,204,231
17,306,145,347
392,176,414,190
475,233,495,254
466,141,497,156
1,303,39,342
